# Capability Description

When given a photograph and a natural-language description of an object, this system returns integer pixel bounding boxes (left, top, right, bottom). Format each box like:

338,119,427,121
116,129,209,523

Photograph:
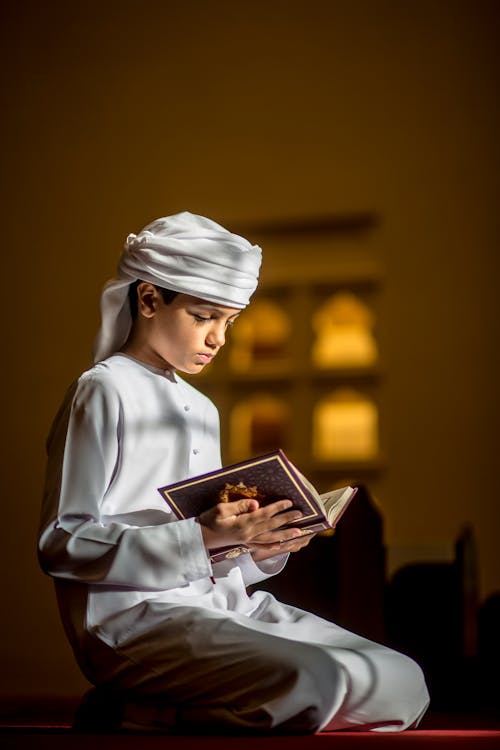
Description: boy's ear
137,282,160,318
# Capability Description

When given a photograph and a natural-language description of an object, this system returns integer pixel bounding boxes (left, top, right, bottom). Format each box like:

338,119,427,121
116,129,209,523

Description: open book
157,449,357,563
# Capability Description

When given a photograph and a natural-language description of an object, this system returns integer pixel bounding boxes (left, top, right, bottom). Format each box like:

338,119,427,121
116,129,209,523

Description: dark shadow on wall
385,527,500,716
478,592,500,716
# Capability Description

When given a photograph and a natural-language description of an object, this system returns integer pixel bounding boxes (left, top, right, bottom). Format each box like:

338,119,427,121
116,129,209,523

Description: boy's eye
193,314,211,323
191,313,237,327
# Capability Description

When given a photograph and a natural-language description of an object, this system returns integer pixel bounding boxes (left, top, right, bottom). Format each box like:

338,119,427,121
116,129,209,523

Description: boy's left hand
250,531,317,562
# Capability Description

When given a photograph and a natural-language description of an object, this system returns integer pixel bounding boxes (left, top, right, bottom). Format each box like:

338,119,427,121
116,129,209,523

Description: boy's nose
207,323,226,348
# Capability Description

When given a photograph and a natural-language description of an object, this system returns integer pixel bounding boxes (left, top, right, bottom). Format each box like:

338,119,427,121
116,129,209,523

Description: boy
39,212,429,733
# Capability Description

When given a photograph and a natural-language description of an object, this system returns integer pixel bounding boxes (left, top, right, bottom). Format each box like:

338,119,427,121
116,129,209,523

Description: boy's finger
254,508,303,532
217,498,260,517
260,499,294,516
251,527,303,545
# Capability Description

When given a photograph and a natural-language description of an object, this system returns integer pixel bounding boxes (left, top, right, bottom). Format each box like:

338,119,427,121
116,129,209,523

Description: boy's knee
396,653,430,725
272,646,348,731
373,649,430,729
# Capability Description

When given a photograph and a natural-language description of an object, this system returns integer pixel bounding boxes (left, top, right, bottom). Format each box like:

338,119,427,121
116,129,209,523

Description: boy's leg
85,606,347,732
255,602,430,732
83,604,428,733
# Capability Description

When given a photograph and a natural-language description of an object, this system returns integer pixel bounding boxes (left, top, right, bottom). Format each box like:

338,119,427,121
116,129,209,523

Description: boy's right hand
197,498,303,551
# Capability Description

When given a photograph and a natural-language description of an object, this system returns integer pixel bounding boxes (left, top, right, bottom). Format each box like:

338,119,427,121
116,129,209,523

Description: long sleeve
39,368,213,591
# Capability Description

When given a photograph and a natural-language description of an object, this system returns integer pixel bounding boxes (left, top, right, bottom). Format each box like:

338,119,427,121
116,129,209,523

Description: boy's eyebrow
190,303,240,318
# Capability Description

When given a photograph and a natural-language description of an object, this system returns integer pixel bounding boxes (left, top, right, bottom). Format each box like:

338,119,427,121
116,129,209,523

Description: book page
292,467,321,502
320,486,355,526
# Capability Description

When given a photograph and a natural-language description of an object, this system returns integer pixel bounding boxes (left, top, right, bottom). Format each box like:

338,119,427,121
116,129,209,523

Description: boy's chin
179,362,207,375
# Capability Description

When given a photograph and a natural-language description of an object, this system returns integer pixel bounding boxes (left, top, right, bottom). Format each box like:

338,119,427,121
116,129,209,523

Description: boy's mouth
196,352,215,363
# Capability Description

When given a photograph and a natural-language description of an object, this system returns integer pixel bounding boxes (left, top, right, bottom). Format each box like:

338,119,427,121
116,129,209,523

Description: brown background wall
0,0,499,701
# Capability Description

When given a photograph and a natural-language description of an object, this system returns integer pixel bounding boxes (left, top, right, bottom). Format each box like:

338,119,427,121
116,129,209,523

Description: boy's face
130,286,241,374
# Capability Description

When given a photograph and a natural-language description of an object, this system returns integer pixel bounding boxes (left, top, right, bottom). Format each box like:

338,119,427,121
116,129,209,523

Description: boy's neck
120,331,175,375
116,351,177,382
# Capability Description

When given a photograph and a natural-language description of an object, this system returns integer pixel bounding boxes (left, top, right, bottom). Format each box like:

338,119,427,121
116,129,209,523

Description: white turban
93,212,262,363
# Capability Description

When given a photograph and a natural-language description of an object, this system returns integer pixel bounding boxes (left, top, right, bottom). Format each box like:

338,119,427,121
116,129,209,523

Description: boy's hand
250,530,317,562
198,498,303,552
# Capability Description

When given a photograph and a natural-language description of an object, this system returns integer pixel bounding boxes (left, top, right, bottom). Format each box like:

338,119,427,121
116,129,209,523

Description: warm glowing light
229,299,290,372
312,292,378,368
313,388,378,461
230,395,289,460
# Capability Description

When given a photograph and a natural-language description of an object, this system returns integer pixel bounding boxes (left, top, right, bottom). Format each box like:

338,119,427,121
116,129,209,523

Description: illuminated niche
311,291,378,369
313,388,378,462
229,299,290,372
230,395,289,461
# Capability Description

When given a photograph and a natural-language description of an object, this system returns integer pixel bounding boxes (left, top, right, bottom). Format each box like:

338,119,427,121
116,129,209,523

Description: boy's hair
128,280,179,320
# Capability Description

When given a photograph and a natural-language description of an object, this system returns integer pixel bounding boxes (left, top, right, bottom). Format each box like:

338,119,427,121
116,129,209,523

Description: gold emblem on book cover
218,482,265,503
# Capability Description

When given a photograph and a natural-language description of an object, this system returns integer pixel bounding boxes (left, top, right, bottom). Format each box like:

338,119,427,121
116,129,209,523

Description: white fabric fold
93,212,262,363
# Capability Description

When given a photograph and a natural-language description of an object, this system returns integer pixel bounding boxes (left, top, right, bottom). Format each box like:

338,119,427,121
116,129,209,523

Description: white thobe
39,354,429,733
